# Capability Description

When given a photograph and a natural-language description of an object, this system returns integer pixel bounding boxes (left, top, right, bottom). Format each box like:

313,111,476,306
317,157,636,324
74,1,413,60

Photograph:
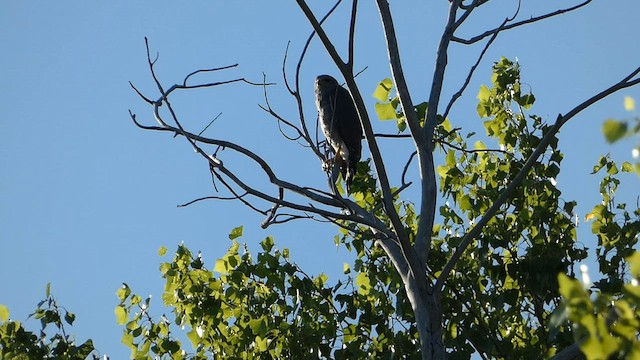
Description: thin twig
183,64,239,86
452,0,592,44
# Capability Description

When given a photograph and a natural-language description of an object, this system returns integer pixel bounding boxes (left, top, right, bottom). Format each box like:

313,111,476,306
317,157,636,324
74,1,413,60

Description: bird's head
315,75,339,90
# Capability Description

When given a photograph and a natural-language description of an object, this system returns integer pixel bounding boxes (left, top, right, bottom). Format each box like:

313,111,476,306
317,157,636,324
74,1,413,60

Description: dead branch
452,0,593,45
296,0,411,280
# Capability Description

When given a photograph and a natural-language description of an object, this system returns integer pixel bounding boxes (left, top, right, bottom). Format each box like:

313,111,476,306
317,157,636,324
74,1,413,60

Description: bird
314,75,363,194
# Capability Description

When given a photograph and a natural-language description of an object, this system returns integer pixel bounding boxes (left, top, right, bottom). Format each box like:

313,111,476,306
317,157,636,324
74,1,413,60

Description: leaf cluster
115,224,421,359
0,285,97,360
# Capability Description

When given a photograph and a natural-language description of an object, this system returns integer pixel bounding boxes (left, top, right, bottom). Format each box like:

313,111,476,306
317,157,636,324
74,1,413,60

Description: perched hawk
314,75,362,193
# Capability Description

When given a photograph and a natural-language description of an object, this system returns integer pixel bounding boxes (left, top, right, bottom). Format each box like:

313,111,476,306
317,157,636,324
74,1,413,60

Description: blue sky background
1,1,639,358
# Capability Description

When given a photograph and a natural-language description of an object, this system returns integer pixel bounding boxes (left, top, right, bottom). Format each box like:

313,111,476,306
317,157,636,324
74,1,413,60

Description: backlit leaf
372,78,393,102
375,102,397,120
602,119,627,143
624,96,635,111
229,226,243,240
114,305,128,325
0,304,8,322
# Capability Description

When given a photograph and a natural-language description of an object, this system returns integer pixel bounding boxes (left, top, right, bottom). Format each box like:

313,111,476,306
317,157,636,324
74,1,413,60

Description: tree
122,1,640,359
2,1,638,359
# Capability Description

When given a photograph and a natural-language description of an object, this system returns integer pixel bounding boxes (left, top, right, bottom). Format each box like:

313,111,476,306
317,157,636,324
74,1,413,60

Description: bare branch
297,0,410,263
198,112,222,137
183,64,239,86
210,165,269,215
374,133,412,138
443,17,507,120
452,0,592,45
132,48,408,236
129,82,154,105
435,65,640,293
402,151,417,186
258,72,306,142
287,0,343,161
347,0,358,69
417,1,463,269
177,193,252,208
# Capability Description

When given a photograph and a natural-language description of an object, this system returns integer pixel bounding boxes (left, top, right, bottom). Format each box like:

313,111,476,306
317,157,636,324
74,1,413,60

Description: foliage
4,50,638,359
601,96,640,175
433,57,586,358
112,57,639,359
555,153,640,359
0,285,98,360
116,225,419,359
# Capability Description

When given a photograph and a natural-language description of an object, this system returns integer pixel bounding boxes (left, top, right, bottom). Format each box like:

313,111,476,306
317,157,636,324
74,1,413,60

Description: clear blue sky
1,1,638,358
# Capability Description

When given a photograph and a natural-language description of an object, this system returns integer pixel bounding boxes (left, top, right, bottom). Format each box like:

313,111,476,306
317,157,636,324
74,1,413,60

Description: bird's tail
345,163,356,194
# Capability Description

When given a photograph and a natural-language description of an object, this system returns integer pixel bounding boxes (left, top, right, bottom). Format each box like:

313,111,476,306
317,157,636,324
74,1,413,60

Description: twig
452,0,593,45
198,112,222,137
183,64,239,86
443,16,508,120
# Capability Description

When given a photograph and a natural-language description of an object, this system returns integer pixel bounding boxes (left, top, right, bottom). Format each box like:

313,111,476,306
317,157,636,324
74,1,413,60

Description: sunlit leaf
114,305,128,325
474,141,487,151
602,119,627,143
229,226,244,240
372,78,393,102
355,272,371,295
214,259,228,274
477,85,490,103
628,252,640,277
0,304,9,322
187,328,200,348
624,96,635,112
375,102,397,120
343,263,351,274
158,246,167,256
64,311,75,325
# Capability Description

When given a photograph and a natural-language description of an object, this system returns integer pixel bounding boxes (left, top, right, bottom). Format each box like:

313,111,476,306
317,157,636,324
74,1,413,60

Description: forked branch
129,39,397,235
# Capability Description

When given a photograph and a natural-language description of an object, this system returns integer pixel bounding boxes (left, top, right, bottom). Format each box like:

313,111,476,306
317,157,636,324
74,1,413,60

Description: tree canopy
2,1,639,359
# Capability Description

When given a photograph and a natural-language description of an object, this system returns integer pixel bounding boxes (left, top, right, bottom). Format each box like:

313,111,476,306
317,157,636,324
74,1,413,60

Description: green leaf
397,117,407,132
440,117,452,132
558,273,584,299
624,96,635,111
249,318,268,337
214,259,228,274
518,93,535,109
64,311,75,325
477,85,490,103
0,304,9,322
436,165,449,179
602,119,627,143
121,332,134,349
375,102,397,120
158,246,167,256
261,236,274,252
343,263,351,274
372,78,393,102
355,272,371,295
458,195,472,211
229,226,243,240
116,284,131,302
628,252,640,277
621,162,634,173
115,305,128,325
474,141,487,151
45,282,51,298
186,328,200,348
